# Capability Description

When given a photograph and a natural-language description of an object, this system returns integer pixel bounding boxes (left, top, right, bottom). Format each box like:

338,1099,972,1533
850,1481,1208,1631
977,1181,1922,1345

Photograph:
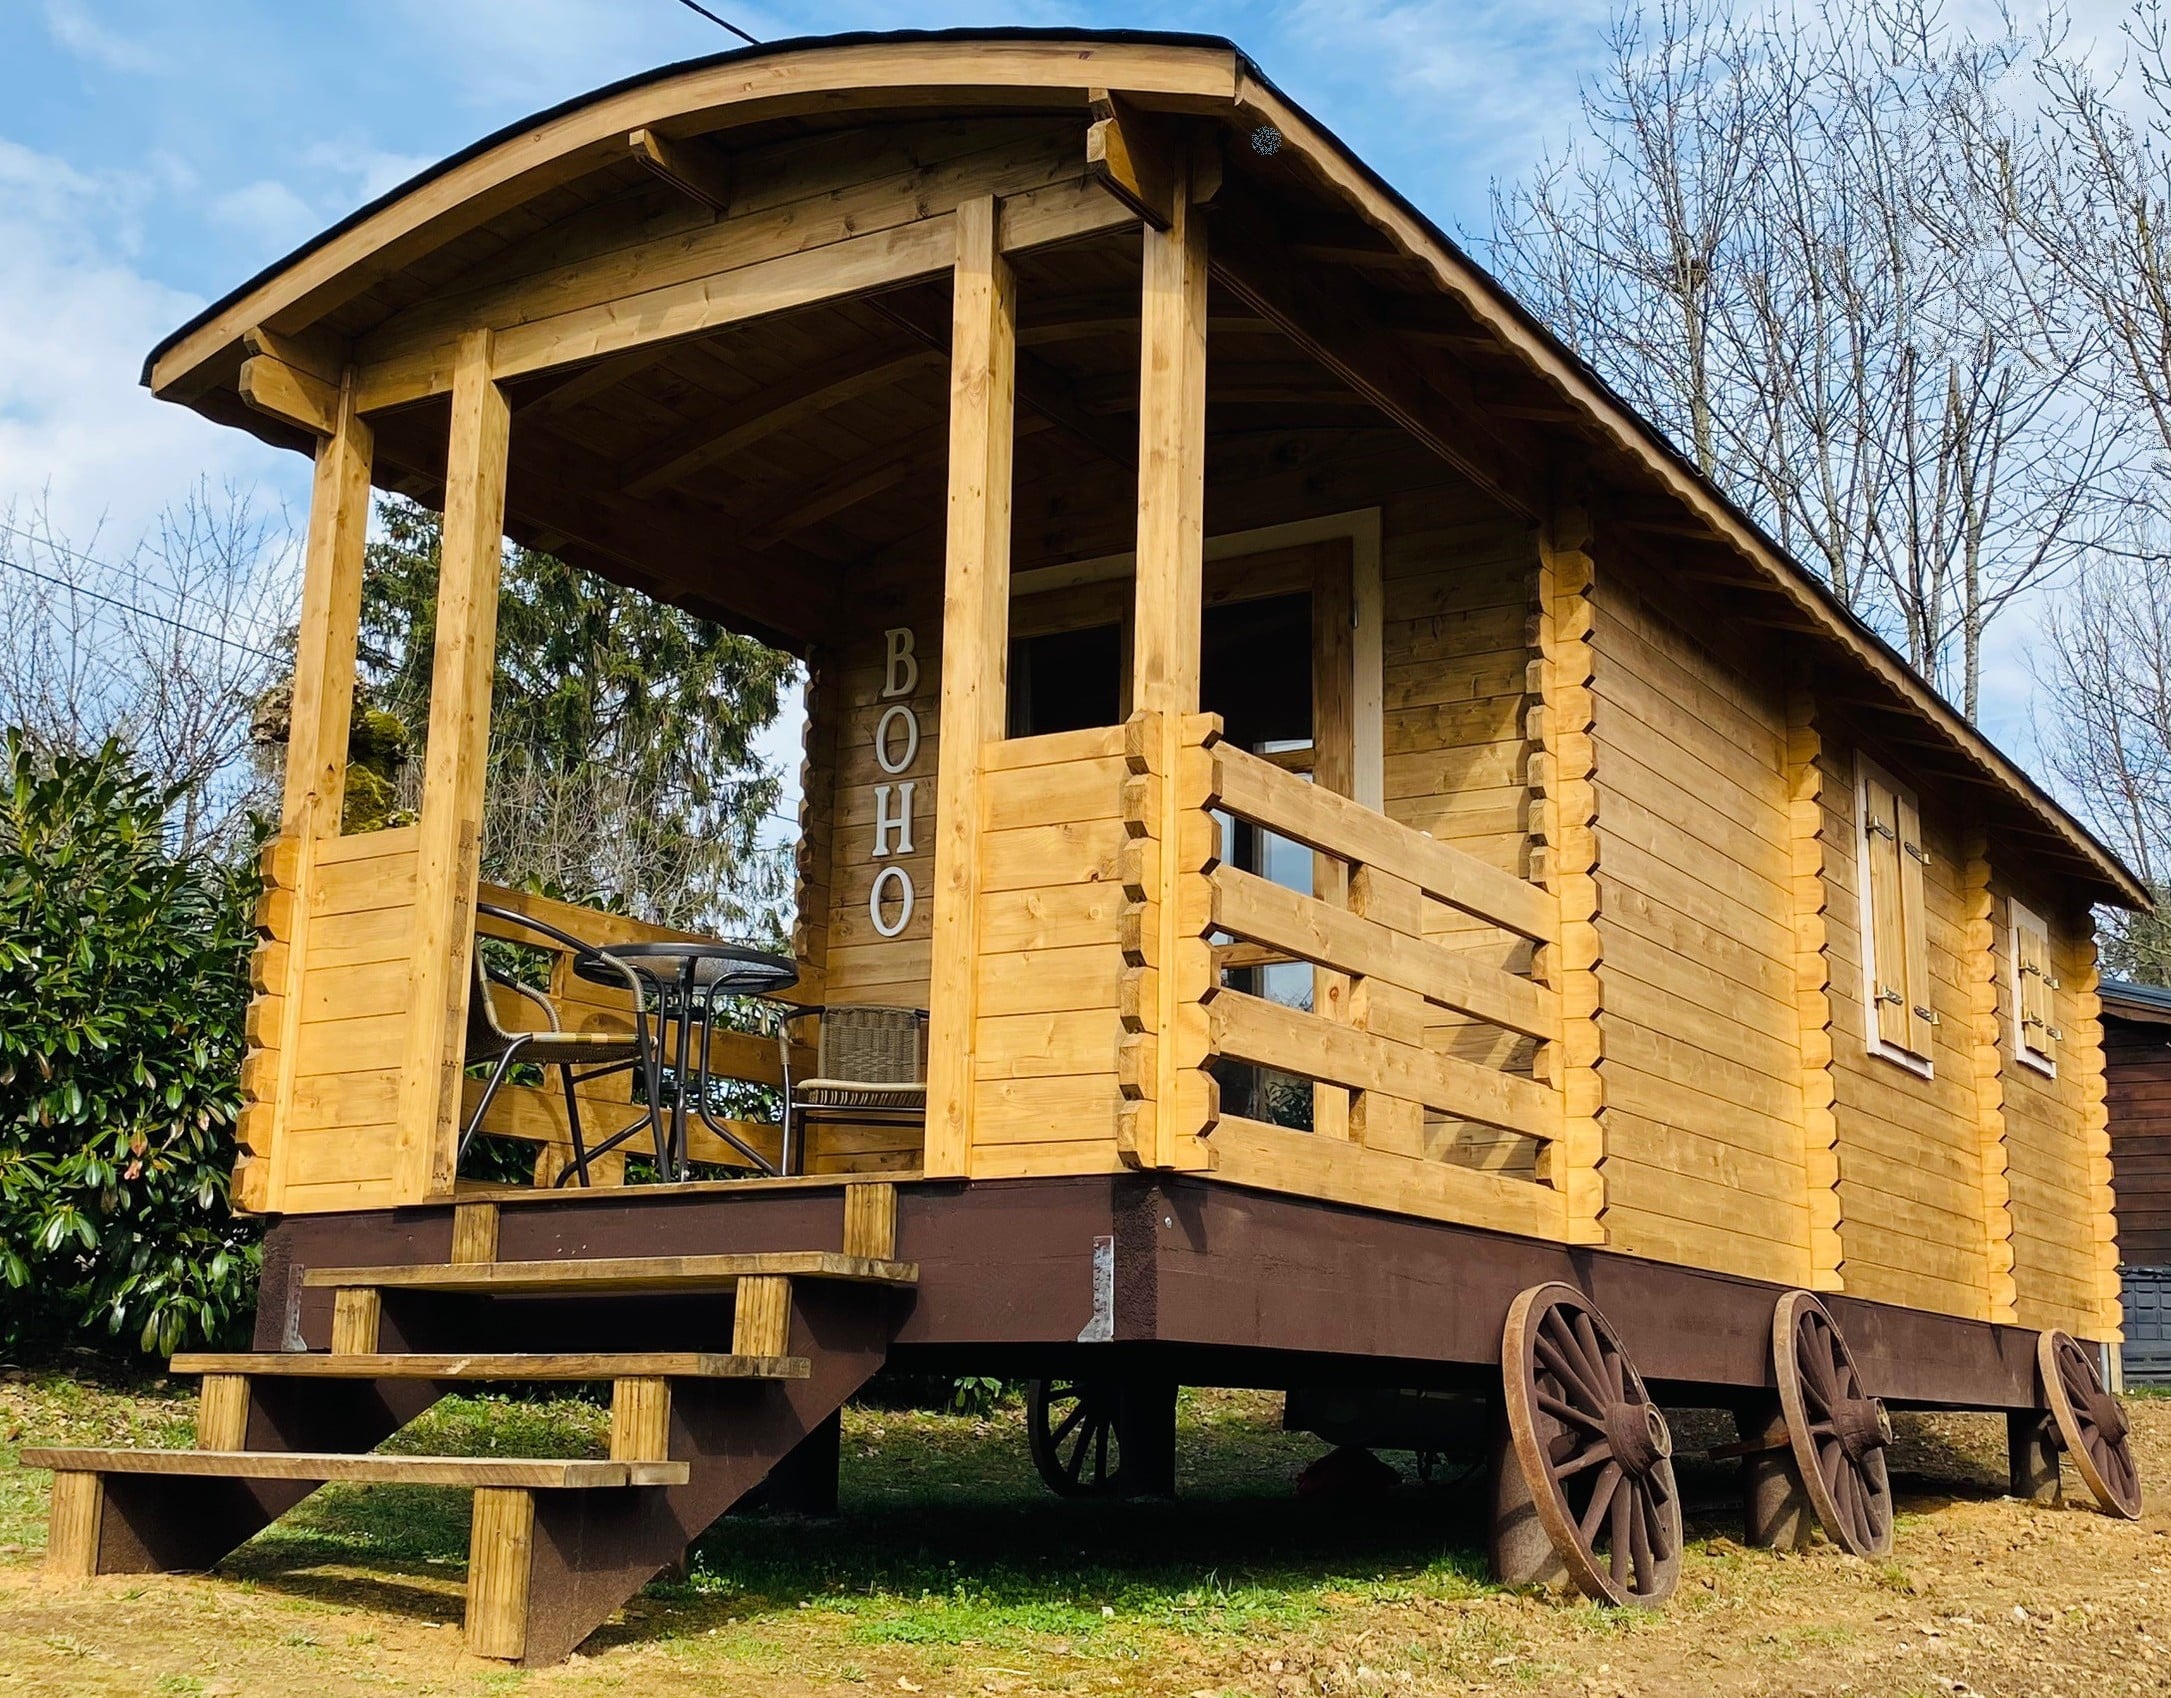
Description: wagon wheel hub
2087,1391,2130,1447
1831,1393,1893,1463
1604,1397,1673,1477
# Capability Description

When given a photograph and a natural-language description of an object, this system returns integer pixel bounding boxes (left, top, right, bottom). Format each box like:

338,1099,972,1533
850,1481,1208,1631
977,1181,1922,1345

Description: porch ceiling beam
627,127,733,213
868,288,1136,471
1206,206,1544,521
740,414,1057,551
353,175,1135,415
617,347,942,499
501,433,844,649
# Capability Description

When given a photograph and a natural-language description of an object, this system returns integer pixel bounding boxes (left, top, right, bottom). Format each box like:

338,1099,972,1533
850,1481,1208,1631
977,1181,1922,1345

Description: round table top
572,939,799,998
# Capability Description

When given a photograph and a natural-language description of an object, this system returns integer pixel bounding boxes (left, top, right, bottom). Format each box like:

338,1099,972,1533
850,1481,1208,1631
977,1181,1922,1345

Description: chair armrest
484,965,562,1032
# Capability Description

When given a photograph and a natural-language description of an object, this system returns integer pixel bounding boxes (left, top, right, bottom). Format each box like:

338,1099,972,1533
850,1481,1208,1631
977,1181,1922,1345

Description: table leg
670,971,695,1181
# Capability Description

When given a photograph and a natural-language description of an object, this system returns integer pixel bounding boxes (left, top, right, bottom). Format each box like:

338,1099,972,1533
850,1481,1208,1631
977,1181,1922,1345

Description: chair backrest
817,1004,927,1084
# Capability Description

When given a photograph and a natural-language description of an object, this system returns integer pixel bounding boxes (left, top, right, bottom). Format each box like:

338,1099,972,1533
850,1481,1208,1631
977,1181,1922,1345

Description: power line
0,550,287,664
669,0,760,46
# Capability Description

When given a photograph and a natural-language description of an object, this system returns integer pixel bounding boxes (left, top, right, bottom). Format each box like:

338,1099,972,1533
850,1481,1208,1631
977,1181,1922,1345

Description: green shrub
0,732,260,1358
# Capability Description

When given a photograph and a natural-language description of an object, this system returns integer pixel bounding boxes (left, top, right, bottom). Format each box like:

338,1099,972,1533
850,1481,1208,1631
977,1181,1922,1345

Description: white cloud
41,0,166,76
0,139,300,565
208,178,322,257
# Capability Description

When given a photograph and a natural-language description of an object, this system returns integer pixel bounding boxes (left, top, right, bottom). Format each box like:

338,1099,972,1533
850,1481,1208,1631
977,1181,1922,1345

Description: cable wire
670,0,760,45
0,551,287,663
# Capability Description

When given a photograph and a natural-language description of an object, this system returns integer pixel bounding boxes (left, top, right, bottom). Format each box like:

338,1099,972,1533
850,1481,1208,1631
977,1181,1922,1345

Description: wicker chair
458,903,662,1187
779,1004,928,1175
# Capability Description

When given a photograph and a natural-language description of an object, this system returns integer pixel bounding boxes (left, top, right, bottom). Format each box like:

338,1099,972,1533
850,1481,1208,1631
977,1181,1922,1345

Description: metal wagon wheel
1501,1282,1682,1607
1027,1378,1124,1498
1773,1291,1894,1557
2038,1329,2143,1520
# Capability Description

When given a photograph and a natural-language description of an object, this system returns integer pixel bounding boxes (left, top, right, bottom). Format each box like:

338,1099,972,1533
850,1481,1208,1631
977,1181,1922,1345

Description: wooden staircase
25,1183,915,1664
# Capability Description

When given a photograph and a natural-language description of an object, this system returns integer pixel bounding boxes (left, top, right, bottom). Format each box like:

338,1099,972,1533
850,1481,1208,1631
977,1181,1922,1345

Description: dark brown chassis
258,1174,2048,1409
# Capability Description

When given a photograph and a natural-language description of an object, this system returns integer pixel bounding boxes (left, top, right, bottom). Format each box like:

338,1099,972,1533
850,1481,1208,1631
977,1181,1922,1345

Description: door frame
1008,508,1385,809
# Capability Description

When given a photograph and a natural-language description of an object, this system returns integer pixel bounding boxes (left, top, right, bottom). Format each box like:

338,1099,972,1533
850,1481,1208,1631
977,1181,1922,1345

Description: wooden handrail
1208,742,1555,943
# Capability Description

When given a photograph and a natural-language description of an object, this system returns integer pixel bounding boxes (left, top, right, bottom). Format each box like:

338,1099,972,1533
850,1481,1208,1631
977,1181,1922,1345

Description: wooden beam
923,196,1017,1179
238,354,337,437
354,171,1134,414
1208,202,1542,520
618,347,939,498
1131,158,1214,1173
1086,89,1177,228
511,346,675,421
396,329,508,1202
627,127,732,213
499,430,842,650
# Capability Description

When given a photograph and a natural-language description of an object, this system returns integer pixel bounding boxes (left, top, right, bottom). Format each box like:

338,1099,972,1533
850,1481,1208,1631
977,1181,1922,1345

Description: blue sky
0,0,2125,768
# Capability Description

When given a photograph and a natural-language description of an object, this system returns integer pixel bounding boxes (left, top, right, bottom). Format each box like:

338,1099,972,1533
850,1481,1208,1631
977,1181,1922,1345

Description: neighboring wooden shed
25,28,2149,1661
2102,979,2171,1383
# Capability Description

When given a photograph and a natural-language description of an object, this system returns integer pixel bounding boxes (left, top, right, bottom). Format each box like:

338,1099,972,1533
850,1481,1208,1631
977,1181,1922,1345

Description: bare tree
2036,544,2171,977
1488,0,2123,717
0,483,297,853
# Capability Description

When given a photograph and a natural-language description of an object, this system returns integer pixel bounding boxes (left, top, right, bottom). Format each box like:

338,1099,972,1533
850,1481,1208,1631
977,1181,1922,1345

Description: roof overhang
141,26,2148,910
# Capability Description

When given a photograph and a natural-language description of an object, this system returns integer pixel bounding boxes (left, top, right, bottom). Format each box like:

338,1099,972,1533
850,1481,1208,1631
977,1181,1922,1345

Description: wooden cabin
2102,979,2171,1384
28,28,2148,1661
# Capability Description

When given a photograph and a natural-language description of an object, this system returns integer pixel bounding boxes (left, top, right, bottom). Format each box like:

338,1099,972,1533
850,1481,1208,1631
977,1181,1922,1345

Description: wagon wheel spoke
1535,1334,1607,1412
1537,1391,1607,1432
1578,1461,1623,1546
1543,1308,1611,1400
1555,1439,1613,1479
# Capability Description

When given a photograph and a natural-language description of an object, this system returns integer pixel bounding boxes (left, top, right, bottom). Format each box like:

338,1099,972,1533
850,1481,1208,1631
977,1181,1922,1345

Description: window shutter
2015,907,2057,1062
1896,791,1935,1057
1863,771,1912,1051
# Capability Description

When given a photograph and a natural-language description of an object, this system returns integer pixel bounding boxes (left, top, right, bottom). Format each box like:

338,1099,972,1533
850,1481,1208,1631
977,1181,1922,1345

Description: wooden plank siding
1585,544,1811,1288
2106,1010,2171,1268
1375,482,1542,1178
1817,723,1993,1318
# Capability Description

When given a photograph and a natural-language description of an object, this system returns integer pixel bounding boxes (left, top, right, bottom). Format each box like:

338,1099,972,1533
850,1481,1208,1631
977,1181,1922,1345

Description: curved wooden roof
143,27,2144,906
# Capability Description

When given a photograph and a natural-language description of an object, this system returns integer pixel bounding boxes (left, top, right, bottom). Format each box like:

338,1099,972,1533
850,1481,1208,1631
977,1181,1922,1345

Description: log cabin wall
1583,540,1812,1289
1376,481,1542,1176
1994,886,2115,1332
1813,723,1993,1318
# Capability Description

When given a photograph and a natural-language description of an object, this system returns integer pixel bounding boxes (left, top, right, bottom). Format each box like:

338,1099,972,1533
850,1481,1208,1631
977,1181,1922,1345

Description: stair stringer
518,1281,901,1665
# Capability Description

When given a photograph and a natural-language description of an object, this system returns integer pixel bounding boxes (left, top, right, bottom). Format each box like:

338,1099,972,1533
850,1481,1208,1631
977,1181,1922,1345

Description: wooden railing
466,886,807,1185
1168,720,1572,1241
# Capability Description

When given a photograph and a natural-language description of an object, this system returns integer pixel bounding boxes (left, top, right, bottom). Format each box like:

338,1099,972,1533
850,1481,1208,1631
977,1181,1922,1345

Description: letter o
874,704,920,775
869,866,914,938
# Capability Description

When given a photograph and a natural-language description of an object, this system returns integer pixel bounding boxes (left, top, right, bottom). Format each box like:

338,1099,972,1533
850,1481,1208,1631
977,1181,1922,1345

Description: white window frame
1854,754,1934,1078
2009,897,2059,1078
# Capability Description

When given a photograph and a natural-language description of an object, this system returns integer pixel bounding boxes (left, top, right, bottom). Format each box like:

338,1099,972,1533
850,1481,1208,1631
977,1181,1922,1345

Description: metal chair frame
459,902,667,1188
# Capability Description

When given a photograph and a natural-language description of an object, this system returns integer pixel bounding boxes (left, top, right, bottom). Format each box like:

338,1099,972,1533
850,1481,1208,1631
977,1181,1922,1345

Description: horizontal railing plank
1210,744,1554,943
1211,989,1557,1142
1208,1115,1568,1241
1213,865,1559,1041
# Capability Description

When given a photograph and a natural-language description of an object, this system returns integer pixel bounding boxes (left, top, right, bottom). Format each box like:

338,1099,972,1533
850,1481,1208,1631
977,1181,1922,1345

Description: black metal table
572,940,798,1181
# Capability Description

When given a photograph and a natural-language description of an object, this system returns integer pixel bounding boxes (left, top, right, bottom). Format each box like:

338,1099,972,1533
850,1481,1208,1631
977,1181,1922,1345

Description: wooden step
300,1250,918,1297
167,1351,810,1381
21,1447,687,1488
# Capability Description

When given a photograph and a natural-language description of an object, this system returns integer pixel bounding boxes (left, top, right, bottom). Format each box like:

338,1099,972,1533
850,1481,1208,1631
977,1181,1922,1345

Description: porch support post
249,374,374,1213
397,328,510,1200
1130,158,1214,1172
923,196,1016,1178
